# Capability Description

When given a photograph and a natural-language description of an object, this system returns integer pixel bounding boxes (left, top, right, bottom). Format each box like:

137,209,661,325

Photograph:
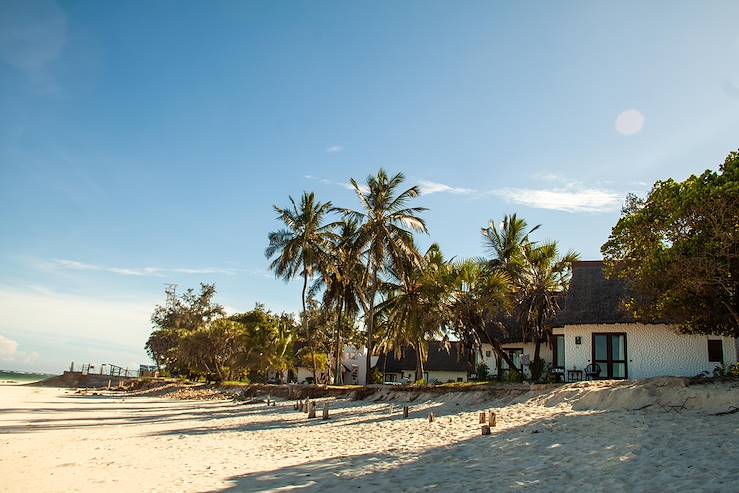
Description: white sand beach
1,380,738,492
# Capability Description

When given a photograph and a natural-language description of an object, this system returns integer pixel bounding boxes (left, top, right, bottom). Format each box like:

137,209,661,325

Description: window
592,333,628,379
552,335,565,369
501,349,523,370
485,350,491,357
708,340,723,364
457,377,463,382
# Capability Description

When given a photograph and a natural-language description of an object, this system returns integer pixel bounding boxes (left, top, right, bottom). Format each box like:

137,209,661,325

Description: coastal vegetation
603,150,739,338
146,169,578,384
144,151,738,384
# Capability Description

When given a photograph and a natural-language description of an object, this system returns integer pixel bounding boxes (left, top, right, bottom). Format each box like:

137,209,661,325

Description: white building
289,346,378,385
549,261,737,380
377,341,471,384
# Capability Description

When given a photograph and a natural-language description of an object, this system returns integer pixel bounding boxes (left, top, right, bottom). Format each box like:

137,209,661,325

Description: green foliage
506,368,523,383
476,362,490,381
602,150,739,337
713,363,739,379
340,169,429,384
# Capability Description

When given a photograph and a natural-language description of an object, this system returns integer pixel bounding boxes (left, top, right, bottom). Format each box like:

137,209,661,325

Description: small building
377,341,472,384
550,261,737,379
475,313,553,381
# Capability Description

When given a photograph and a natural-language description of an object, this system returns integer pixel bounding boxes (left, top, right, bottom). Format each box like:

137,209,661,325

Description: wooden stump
481,424,491,436
304,399,310,414
428,413,435,423
298,400,304,411
479,412,486,424
403,406,409,418
308,402,316,419
322,402,329,420
266,395,271,406
488,411,497,427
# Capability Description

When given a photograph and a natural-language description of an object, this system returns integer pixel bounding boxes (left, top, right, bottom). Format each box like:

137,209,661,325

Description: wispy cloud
491,187,622,213
417,180,475,196
305,174,622,213
325,145,344,153
38,259,244,277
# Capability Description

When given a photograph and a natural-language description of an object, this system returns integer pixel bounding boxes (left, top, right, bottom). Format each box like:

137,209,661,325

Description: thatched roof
484,312,527,343
550,261,635,326
377,341,471,373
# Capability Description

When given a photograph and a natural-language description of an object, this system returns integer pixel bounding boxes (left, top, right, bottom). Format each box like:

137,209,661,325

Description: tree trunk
484,333,516,373
334,296,344,385
365,267,378,384
302,271,318,383
418,341,425,382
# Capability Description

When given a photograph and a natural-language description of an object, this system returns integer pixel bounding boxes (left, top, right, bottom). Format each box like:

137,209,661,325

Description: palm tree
481,213,540,276
376,244,447,381
442,258,518,369
516,241,579,379
265,192,337,382
313,219,367,384
341,170,428,384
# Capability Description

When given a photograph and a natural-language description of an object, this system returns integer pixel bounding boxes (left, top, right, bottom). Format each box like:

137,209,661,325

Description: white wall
556,324,737,379
427,370,467,383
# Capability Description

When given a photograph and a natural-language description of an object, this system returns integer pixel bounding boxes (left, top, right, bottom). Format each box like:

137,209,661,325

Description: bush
529,357,545,382
476,362,490,381
506,369,523,383
714,363,739,379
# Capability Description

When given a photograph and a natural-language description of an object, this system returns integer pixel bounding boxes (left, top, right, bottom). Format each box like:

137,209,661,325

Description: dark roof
377,341,471,373
484,312,526,343
550,261,635,326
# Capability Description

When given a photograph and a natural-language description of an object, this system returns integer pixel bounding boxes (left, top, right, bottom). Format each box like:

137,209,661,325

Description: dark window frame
591,332,628,379
552,335,565,369
707,339,724,364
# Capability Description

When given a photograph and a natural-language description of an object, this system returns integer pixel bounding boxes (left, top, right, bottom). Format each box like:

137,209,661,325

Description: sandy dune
1,380,738,492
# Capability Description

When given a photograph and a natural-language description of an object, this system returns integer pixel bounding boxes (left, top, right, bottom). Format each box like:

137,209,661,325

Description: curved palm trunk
302,271,318,383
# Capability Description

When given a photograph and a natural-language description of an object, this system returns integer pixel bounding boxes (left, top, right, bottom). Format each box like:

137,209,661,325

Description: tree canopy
602,150,739,337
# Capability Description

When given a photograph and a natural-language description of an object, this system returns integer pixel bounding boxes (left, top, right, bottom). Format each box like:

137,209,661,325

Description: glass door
593,333,627,379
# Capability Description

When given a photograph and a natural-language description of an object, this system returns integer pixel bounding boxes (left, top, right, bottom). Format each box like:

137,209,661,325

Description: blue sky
1,0,738,373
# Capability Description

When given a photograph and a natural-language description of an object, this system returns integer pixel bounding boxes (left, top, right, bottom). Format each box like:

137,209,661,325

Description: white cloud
39,259,242,277
492,187,622,213
0,334,18,360
418,180,475,196
615,109,645,136
326,145,344,153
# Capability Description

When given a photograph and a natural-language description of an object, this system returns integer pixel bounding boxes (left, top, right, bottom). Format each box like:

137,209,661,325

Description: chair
584,364,601,380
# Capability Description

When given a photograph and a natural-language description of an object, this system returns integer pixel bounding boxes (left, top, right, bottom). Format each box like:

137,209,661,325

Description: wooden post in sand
488,411,496,427
428,412,435,423
308,401,316,419
107,379,112,390
298,400,303,411
481,424,491,436
403,406,409,418
322,402,329,420
266,395,271,406
479,412,486,424
304,398,310,413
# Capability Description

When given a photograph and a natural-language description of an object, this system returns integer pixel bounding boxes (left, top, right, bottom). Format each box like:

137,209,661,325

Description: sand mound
529,377,739,413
